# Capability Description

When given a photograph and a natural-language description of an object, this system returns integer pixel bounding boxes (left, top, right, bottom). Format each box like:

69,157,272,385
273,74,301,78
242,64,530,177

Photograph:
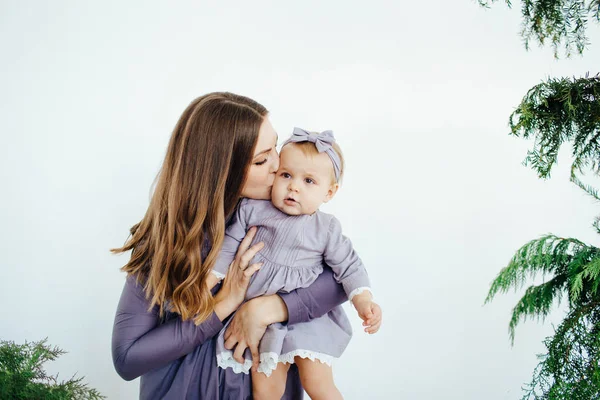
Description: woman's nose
269,150,280,173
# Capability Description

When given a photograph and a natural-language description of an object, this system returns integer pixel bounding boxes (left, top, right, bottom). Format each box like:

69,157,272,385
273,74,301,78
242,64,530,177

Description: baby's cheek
272,187,285,203
303,201,320,215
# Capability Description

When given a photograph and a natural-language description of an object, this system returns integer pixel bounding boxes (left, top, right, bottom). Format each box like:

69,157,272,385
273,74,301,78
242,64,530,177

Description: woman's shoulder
115,273,160,317
123,273,149,301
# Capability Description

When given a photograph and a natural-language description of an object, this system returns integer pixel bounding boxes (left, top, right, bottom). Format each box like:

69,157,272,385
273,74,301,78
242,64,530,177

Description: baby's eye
281,172,291,178
305,178,315,184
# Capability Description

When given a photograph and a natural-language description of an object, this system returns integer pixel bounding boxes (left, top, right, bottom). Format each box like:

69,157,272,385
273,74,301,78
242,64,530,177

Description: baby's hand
351,292,382,334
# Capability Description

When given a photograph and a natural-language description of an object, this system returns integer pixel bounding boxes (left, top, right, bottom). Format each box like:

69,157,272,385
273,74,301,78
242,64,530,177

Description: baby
208,128,382,399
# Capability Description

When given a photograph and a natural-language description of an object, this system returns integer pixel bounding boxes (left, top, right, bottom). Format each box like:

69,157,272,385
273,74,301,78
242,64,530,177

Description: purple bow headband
283,127,341,182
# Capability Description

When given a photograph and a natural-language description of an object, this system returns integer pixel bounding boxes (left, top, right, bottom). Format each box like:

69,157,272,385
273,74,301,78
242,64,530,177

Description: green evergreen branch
508,276,567,343
570,171,600,201
485,235,600,343
0,338,104,400
485,235,590,303
478,0,600,57
509,74,600,180
479,2,600,397
520,302,600,398
593,215,600,235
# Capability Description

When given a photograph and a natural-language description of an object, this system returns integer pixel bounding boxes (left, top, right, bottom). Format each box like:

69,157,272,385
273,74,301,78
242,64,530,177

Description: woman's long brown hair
111,92,267,324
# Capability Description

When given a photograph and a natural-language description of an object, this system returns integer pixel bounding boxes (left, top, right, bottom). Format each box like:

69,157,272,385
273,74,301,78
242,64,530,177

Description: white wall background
1,1,599,399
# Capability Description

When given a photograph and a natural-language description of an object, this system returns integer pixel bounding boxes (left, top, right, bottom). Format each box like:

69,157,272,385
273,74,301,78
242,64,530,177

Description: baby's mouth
284,197,298,205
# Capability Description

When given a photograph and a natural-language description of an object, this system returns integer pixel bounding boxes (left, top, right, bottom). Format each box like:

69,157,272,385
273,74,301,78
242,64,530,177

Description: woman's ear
323,183,339,203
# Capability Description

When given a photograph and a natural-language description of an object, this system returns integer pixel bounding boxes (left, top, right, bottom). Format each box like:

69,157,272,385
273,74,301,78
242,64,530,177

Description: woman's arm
112,227,264,381
238,267,347,329
279,267,347,325
111,276,224,381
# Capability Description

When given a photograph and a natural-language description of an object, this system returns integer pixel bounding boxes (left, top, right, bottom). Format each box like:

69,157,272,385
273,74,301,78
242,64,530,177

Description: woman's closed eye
254,146,277,166
254,158,268,166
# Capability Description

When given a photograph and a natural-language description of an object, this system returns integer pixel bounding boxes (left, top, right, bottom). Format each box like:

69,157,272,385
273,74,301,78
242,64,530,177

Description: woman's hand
223,295,288,370
213,227,263,321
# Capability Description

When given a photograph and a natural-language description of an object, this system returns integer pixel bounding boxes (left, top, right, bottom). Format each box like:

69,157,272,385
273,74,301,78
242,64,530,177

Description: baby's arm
323,216,382,334
351,291,382,334
208,199,251,288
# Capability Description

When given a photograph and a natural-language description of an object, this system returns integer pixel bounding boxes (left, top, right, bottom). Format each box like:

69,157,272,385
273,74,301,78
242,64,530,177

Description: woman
111,92,348,399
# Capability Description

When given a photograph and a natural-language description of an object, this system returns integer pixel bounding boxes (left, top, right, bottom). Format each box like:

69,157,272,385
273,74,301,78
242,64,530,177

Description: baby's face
271,144,338,216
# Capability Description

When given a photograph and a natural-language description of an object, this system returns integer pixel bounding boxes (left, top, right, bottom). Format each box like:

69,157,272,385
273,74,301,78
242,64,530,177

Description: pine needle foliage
521,303,600,399
484,74,600,398
485,235,600,342
0,338,105,400
478,0,600,397
508,74,600,186
478,0,600,57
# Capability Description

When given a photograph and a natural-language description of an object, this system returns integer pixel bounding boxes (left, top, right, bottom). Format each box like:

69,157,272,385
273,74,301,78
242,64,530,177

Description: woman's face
241,117,279,200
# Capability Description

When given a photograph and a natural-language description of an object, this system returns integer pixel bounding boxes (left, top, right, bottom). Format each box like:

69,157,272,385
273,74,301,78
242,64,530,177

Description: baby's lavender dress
213,199,371,376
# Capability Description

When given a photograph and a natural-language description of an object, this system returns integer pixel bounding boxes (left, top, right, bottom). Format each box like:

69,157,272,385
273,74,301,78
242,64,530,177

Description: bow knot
289,127,336,154
283,127,341,182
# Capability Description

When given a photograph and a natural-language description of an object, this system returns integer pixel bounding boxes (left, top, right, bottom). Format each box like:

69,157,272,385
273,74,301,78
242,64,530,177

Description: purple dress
112,257,347,399
212,199,371,376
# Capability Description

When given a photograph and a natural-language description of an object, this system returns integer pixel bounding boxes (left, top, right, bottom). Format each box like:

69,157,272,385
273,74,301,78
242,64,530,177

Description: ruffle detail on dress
256,352,280,376
279,349,334,367
243,259,323,299
216,351,253,375
217,349,336,377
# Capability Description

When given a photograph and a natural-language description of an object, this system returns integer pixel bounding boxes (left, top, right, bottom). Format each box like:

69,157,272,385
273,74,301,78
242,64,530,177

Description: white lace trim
348,286,372,302
211,270,226,280
256,352,280,376
216,351,253,375
279,349,334,367
216,349,336,377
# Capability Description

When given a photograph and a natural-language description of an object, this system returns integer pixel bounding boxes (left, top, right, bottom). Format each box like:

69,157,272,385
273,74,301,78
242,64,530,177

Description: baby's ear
323,183,339,203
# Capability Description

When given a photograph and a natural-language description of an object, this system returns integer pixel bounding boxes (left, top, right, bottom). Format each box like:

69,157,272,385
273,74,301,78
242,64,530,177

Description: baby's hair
285,137,345,184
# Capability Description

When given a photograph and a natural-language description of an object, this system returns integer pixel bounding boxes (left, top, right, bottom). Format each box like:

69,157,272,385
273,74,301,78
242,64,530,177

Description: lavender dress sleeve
111,275,223,381
323,216,370,298
279,267,347,325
